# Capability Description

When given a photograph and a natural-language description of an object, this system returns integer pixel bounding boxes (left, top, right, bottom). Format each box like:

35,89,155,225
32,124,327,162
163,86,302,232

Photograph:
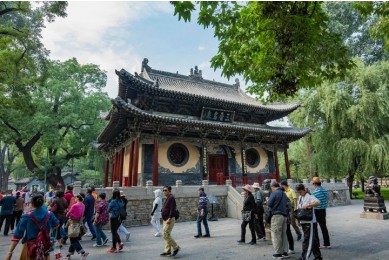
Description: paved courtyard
1,199,388,260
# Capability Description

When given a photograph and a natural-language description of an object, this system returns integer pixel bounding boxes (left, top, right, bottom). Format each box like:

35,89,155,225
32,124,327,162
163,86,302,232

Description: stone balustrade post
303,179,309,185
225,179,232,186
113,181,120,190
342,178,348,186
287,179,295,187
73,181,82,195
146,180,153,195
202,180,209,190
330,178,336,184
176,180,183,194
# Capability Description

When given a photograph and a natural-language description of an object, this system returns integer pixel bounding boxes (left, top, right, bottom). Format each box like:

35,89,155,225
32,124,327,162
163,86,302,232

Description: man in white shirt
295,184,322,260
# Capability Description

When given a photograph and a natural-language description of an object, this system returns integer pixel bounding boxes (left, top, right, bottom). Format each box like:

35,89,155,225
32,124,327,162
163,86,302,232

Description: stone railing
72,177,350,228
298,178,351,207
74,180,229,227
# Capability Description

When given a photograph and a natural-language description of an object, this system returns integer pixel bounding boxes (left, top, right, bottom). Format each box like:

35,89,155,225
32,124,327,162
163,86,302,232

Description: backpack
27,211,52,260
116,200,127,220
174,209,180,220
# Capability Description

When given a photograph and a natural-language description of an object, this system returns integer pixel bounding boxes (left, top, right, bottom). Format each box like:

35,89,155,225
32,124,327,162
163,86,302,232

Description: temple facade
97,59,311,187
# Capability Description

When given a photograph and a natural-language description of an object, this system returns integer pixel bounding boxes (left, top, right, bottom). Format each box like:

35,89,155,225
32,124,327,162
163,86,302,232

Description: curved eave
113,97,311,142
116,69,301,115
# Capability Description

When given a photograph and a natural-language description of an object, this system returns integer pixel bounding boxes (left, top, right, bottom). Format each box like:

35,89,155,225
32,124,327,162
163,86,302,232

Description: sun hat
120,190,126,197
252,182,260,189
242,184,251,192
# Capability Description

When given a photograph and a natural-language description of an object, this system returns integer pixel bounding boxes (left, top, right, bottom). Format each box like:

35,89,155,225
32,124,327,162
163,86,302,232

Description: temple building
97,59,311,187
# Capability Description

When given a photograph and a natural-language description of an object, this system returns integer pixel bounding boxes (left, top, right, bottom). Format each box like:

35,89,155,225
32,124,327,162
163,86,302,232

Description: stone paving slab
1,199,388,260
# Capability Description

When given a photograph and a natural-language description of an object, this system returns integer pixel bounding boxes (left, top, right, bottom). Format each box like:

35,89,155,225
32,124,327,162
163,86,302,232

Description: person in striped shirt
312,177,331,249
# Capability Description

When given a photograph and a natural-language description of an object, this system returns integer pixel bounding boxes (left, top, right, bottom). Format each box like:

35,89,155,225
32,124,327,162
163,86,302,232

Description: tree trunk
15,133,41,172
0,143,17,191
47,166,65,191
347,172,354,199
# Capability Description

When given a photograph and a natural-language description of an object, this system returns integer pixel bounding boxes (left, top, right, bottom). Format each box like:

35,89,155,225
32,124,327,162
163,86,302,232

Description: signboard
201,107,235,123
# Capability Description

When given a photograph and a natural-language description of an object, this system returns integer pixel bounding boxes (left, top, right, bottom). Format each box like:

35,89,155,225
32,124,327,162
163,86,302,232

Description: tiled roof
147,68,298,111
112,97,311,140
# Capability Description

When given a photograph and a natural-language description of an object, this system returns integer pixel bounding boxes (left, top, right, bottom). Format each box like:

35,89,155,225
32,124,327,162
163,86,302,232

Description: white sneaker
93,244,102,247
155,232,161,237
288,249,295,254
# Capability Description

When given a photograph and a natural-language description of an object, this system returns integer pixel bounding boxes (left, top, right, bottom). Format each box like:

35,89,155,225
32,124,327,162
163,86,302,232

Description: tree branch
0,117,22,137
58,123,95,130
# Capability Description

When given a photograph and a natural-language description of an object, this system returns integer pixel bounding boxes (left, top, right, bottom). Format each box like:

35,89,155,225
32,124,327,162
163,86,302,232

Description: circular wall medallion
246,148,260,168
167,143,189,167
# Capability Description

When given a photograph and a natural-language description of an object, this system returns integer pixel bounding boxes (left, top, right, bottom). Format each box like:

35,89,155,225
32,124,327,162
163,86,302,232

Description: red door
208,155,227,183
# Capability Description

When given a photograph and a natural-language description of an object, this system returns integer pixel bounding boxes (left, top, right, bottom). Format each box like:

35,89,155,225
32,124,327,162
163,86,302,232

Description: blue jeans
94,223,107,245
83,215,96,237
196,208,210,236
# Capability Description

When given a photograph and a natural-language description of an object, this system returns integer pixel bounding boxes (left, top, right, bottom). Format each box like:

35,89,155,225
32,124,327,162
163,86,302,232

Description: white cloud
41,1,171,97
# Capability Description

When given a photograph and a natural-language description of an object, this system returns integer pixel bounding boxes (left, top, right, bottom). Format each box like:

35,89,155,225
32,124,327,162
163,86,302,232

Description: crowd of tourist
0,177,330,259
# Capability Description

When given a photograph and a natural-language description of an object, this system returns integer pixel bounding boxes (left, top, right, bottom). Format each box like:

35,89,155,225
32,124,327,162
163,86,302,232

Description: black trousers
110,217,122,248
241,218,256,243
68,237,84,254
11,210,23,230
0,214,13,235
314,209,330,246
254,212,265,239
301,223,322,260
286,223,294,250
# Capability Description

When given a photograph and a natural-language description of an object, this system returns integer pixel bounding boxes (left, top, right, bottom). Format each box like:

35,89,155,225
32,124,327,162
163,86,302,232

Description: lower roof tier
97,97,311,150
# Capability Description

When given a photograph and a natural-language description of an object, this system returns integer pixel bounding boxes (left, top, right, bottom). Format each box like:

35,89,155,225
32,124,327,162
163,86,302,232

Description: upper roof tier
116,58,301,115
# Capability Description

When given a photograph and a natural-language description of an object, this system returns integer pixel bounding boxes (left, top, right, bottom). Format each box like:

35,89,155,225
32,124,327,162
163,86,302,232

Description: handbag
174,209,180,220
79,224,87,237
293,208,313,221
241,210,252,221
68,222,81,238
264,210,273,224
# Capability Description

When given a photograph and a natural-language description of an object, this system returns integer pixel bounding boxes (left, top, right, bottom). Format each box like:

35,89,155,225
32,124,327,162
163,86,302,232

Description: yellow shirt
284,187,297,208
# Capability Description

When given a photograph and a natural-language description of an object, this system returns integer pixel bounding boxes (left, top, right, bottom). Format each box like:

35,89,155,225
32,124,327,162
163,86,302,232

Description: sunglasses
163,189,168,192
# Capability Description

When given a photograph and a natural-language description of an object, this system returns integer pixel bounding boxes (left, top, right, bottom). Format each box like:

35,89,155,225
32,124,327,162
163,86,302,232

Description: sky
41,1,238,98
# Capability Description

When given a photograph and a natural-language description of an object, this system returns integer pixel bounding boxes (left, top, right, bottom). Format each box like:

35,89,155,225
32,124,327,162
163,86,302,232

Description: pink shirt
66,202,85,220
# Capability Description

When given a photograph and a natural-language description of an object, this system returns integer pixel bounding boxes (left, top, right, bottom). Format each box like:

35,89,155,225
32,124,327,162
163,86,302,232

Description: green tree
289,60,389,196
353,1,389,50
324,1,389,64
0,1,67,112
172,1,354,101
0,58,111,189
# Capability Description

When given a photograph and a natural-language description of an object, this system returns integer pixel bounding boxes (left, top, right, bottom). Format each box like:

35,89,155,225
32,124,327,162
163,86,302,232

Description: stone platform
360,211,389,220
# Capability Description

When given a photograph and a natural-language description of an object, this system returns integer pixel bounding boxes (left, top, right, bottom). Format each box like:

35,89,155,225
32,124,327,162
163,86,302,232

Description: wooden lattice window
167,143,189,167
246,148,260,168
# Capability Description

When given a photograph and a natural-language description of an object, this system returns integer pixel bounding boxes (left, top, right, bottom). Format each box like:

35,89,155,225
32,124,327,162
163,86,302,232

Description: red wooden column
103,159,109,187
132,137,140,186
127,141,134,187
119,148,125,187
284,147,291,180
110,155,115,186
274,145,280,182
152,138,159,186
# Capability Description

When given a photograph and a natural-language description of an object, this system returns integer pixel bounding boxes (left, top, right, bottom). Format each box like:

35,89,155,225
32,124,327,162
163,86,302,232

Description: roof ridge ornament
234,78,240,89
141,58,151,72
189,65,203,80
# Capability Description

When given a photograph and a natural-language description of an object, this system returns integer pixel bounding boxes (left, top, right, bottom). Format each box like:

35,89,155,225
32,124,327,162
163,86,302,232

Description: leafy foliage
0,58,111,188
172,1,354,101
324,2,389,64
353,1,389,50
0,1,68,113
289,60,389,195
